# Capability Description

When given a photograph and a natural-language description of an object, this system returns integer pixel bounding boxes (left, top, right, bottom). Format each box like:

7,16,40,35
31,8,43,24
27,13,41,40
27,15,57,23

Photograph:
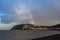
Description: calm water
0,30,60,40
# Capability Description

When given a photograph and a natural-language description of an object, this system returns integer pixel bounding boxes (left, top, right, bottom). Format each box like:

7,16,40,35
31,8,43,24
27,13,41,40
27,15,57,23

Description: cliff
11,24,60,30
11,24,35,30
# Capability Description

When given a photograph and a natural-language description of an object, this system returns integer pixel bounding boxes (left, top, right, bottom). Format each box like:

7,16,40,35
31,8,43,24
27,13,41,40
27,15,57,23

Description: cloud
54,0,60,9
14,4,33,23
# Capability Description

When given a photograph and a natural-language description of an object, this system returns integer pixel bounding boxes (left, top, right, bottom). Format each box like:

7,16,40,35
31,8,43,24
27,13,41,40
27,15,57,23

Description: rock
11,23,60,30
11,23,35,30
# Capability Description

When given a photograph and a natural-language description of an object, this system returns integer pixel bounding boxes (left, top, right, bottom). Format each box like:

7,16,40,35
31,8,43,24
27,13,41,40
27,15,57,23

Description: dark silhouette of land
11,23,35,30
11,24,24,30
11,23,60,30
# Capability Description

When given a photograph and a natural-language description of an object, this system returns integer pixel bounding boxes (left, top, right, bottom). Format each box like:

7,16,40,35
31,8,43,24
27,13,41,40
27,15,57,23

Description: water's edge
0,30,60,40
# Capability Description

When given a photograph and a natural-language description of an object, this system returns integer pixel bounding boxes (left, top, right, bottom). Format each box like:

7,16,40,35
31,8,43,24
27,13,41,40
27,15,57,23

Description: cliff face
11,24,35,30
11,24,60,30
11,24,24,30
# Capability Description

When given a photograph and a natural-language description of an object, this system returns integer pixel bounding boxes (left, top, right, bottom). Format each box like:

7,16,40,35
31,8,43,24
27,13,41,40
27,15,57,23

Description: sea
0,30,60,40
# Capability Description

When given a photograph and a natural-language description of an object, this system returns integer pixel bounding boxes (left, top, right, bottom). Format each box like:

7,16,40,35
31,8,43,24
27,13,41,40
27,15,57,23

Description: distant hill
11,23,35,30
11,24,60,30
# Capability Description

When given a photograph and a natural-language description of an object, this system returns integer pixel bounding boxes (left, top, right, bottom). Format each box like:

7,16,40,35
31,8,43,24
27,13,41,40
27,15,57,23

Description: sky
0,0,60,30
